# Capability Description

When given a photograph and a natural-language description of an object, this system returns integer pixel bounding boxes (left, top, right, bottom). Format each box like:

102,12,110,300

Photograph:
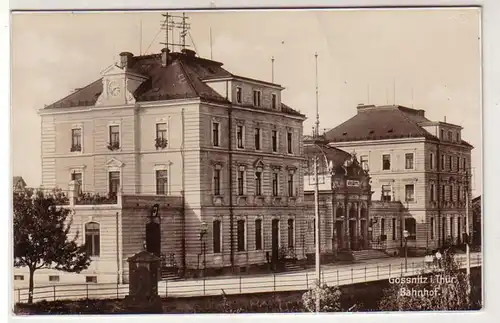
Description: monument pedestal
124,250,163,314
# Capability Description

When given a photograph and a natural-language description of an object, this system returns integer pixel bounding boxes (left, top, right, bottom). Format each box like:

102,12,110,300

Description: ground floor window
213,220,222,254
237,219,246,252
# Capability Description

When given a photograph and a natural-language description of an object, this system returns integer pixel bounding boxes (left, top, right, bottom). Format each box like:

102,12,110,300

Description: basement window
387,129,394,133
49,275,60,282
14,275,24,281
342,132,347,136
86,276,98,283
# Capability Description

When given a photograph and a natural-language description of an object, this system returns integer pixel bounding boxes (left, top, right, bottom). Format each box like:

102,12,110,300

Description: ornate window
255,218,263,250
156,170,168,195
237,219,246,252
213,220,222,254
71,128,82,152
108,171,120,195
213,165,221,196
287,218,295,248
85,222,100,257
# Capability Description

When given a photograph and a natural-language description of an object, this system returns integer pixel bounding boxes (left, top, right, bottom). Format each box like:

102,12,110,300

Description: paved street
15,252,482,303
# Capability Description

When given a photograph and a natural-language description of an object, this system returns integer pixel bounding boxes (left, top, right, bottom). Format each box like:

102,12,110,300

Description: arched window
349,205,357,219
336,206,344,219
85,222,100,257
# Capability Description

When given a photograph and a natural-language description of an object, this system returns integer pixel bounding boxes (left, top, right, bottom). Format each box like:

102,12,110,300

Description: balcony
64,180,122,208
75,192,118,205
107,142,120,151
155,138,168,150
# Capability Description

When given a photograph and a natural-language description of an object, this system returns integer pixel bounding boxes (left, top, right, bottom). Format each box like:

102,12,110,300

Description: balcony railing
75,193,118,205
65,181,122,207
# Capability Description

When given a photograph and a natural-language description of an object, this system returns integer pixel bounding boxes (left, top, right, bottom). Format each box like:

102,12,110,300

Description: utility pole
465,170,471,297
314,154,321,312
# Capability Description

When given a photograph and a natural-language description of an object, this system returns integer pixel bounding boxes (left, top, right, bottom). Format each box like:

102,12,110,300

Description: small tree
302,281,342,312
379,248,475,311
13,188,91,303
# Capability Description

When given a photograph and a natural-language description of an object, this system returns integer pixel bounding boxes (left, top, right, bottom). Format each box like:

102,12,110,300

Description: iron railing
14,253,482,304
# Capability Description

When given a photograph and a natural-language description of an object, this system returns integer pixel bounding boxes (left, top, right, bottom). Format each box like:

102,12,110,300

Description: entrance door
360,220,367,249
349,220,357,250
335,221,343,249
271,219,280,264
146,222,161,257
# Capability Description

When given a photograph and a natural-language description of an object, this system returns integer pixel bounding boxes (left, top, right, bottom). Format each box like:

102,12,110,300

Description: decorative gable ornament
95,64,148,107
105,157,125,169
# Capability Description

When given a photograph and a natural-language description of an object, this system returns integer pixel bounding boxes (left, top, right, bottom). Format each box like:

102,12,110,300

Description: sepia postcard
10,7,483,315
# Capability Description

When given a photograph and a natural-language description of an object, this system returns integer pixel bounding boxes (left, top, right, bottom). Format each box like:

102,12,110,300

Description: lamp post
308,143,335,313
313,154,321,312
403,230,409,272
200,222,208,277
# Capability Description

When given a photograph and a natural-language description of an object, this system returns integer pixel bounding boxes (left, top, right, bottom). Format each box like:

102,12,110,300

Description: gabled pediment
105,157,124,168
254,158,265,169
100,64,125,77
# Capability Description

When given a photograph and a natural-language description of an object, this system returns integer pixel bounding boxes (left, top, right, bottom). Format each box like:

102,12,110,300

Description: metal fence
15,253,482,304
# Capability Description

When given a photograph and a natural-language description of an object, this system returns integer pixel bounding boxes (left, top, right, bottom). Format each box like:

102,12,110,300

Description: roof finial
314,52,320,137
271,56,275,83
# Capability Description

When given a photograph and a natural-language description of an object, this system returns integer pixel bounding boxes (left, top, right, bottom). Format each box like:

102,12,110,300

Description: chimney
161,48,170,67
119,52,134,68
181,48,196,57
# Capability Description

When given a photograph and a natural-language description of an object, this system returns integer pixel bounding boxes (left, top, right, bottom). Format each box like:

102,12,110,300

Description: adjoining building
472,195,481,248
16,47,307,285
323,104,474,254
13,176,27,192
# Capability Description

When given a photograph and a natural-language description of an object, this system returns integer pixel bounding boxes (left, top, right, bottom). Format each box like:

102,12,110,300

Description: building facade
324,104,474,253
302,136,372,261
23,48,306,284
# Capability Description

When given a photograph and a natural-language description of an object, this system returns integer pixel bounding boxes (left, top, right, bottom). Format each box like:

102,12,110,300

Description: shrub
302,281,342,312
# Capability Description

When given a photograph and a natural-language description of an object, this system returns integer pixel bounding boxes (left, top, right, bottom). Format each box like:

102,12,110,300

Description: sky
10,8,482,195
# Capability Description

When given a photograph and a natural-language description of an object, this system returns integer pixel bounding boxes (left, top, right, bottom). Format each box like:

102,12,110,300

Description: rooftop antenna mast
160,13,170,50
209,27,213,59
271,56,275,83
160,12,191,52
314,52,320,137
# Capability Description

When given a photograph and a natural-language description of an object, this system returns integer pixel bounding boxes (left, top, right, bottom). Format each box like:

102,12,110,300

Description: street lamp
403,230,409,272
200,222,208,277
307,141,335,313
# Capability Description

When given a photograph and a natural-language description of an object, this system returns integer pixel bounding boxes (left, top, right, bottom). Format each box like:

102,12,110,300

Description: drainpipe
437,141,442,249
181,108,186,273
115,212,121,284
228,107,235,270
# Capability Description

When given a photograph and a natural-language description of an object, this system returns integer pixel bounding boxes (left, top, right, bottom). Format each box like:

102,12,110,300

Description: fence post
53,286,56,301
389,264,392,277
203,276,206,296
165,280,168,298
377,264,379,279
336,269,339,285
364,266,367,281
239,276,242,294
86,284,89,299
306,272,309,289
273,274,276,291
116,282,119,299
351,268,353,283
